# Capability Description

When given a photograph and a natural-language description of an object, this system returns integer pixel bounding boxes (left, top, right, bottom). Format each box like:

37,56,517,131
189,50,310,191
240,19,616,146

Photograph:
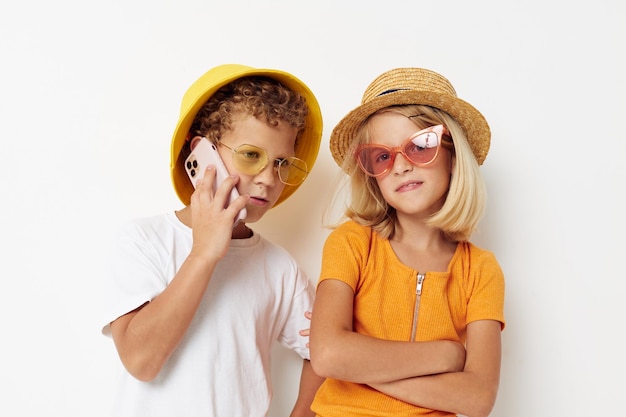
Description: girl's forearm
312,332,465,384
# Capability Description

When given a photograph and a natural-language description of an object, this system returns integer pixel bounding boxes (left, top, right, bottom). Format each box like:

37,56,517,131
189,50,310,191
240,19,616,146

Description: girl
309,68,505,417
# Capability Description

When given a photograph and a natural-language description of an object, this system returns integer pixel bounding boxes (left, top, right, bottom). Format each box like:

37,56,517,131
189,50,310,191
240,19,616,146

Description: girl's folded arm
309,279,465,385
370,319,502,417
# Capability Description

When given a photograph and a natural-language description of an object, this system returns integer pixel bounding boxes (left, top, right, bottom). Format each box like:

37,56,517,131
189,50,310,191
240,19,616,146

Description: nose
253,162,278,187
391,151,413,175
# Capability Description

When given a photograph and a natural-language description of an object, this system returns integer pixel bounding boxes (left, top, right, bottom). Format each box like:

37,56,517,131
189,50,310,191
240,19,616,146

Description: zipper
410,273,425,341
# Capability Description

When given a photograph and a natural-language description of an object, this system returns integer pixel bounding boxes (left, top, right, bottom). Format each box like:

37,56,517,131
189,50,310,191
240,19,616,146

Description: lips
249,196,270,206
396,181,423,192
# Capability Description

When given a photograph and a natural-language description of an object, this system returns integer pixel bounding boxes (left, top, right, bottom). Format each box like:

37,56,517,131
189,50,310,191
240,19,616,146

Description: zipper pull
416,273,425,295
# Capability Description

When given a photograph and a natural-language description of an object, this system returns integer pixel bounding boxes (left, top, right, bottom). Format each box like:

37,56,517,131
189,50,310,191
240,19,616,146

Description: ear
189,136,205,151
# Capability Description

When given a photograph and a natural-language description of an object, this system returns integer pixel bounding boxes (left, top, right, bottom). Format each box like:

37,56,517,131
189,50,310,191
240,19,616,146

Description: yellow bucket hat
170,64,323,206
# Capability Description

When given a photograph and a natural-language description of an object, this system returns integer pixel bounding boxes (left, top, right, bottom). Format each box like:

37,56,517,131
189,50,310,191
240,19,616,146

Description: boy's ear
189,136,204,151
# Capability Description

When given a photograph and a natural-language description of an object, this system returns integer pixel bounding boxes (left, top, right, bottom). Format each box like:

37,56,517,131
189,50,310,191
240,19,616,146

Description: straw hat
170,64,323,207
330,67,490,167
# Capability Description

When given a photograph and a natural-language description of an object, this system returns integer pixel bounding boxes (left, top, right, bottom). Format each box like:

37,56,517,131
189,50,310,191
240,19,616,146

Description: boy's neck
175,206,252,239
232,222,253,239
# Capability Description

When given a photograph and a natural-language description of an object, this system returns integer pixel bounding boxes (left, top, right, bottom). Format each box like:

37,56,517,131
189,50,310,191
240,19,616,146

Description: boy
102,64,324,417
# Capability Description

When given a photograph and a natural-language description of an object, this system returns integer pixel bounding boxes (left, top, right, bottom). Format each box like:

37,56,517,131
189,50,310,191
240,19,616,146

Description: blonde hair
332,105,486,242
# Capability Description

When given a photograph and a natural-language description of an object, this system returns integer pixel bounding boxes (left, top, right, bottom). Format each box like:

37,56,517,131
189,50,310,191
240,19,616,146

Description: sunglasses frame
218,141,308,186
354,124,452,177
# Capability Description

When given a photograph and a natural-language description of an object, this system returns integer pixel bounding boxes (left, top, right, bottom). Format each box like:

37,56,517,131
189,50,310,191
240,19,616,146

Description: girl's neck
389,216,457,273
392,214,447,250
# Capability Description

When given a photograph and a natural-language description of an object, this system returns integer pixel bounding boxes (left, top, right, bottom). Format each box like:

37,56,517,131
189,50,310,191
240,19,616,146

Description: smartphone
184,137,247,225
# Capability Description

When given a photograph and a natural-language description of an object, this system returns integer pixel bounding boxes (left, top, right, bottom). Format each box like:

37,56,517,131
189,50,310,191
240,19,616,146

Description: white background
1,1,624,416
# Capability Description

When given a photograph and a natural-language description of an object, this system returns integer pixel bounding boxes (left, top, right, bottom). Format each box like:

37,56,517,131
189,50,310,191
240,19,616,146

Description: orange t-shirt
311,221,505,417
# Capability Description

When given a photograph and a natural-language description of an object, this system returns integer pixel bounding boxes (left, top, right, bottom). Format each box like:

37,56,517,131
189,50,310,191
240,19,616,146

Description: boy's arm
289,359,325,417
110,254,216,381
110,170,249,382
309,279,465,384
370,320,502,417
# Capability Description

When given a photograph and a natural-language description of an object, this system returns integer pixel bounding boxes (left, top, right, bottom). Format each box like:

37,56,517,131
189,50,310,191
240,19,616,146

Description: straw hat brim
330,90,490,167
170,64,323,207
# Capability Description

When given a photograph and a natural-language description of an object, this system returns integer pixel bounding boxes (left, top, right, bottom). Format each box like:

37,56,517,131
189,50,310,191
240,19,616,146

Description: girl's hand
299,311,313,348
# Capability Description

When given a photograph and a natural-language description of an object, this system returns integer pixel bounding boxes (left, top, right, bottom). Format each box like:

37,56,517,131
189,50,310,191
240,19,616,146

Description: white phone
184,137,247,225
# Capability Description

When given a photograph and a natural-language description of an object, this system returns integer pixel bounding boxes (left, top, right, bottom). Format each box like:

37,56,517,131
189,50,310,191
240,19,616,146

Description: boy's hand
189,166,249,262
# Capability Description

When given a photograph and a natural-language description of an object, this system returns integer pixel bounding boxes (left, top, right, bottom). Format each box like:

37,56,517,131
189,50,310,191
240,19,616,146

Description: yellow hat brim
171,64,323,207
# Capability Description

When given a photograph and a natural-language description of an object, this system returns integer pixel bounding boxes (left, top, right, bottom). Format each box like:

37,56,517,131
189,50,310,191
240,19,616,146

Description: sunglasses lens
355,126,445,176
357,147,392,176
232,144,268,174
278,158,308,186
231,144,307,185
404,130,440,165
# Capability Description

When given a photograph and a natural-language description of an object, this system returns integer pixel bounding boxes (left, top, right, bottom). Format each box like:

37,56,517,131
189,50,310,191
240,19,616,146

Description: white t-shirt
102,211,314,417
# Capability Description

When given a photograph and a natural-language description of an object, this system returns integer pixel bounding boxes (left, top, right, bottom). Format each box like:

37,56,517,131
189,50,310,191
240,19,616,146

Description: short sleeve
466,247,506,329
101,221,168,335
319,221,372,291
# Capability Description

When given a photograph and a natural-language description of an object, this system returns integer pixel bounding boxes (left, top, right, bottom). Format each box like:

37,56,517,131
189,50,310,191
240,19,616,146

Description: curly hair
186,76,308,150
337,104,486,242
